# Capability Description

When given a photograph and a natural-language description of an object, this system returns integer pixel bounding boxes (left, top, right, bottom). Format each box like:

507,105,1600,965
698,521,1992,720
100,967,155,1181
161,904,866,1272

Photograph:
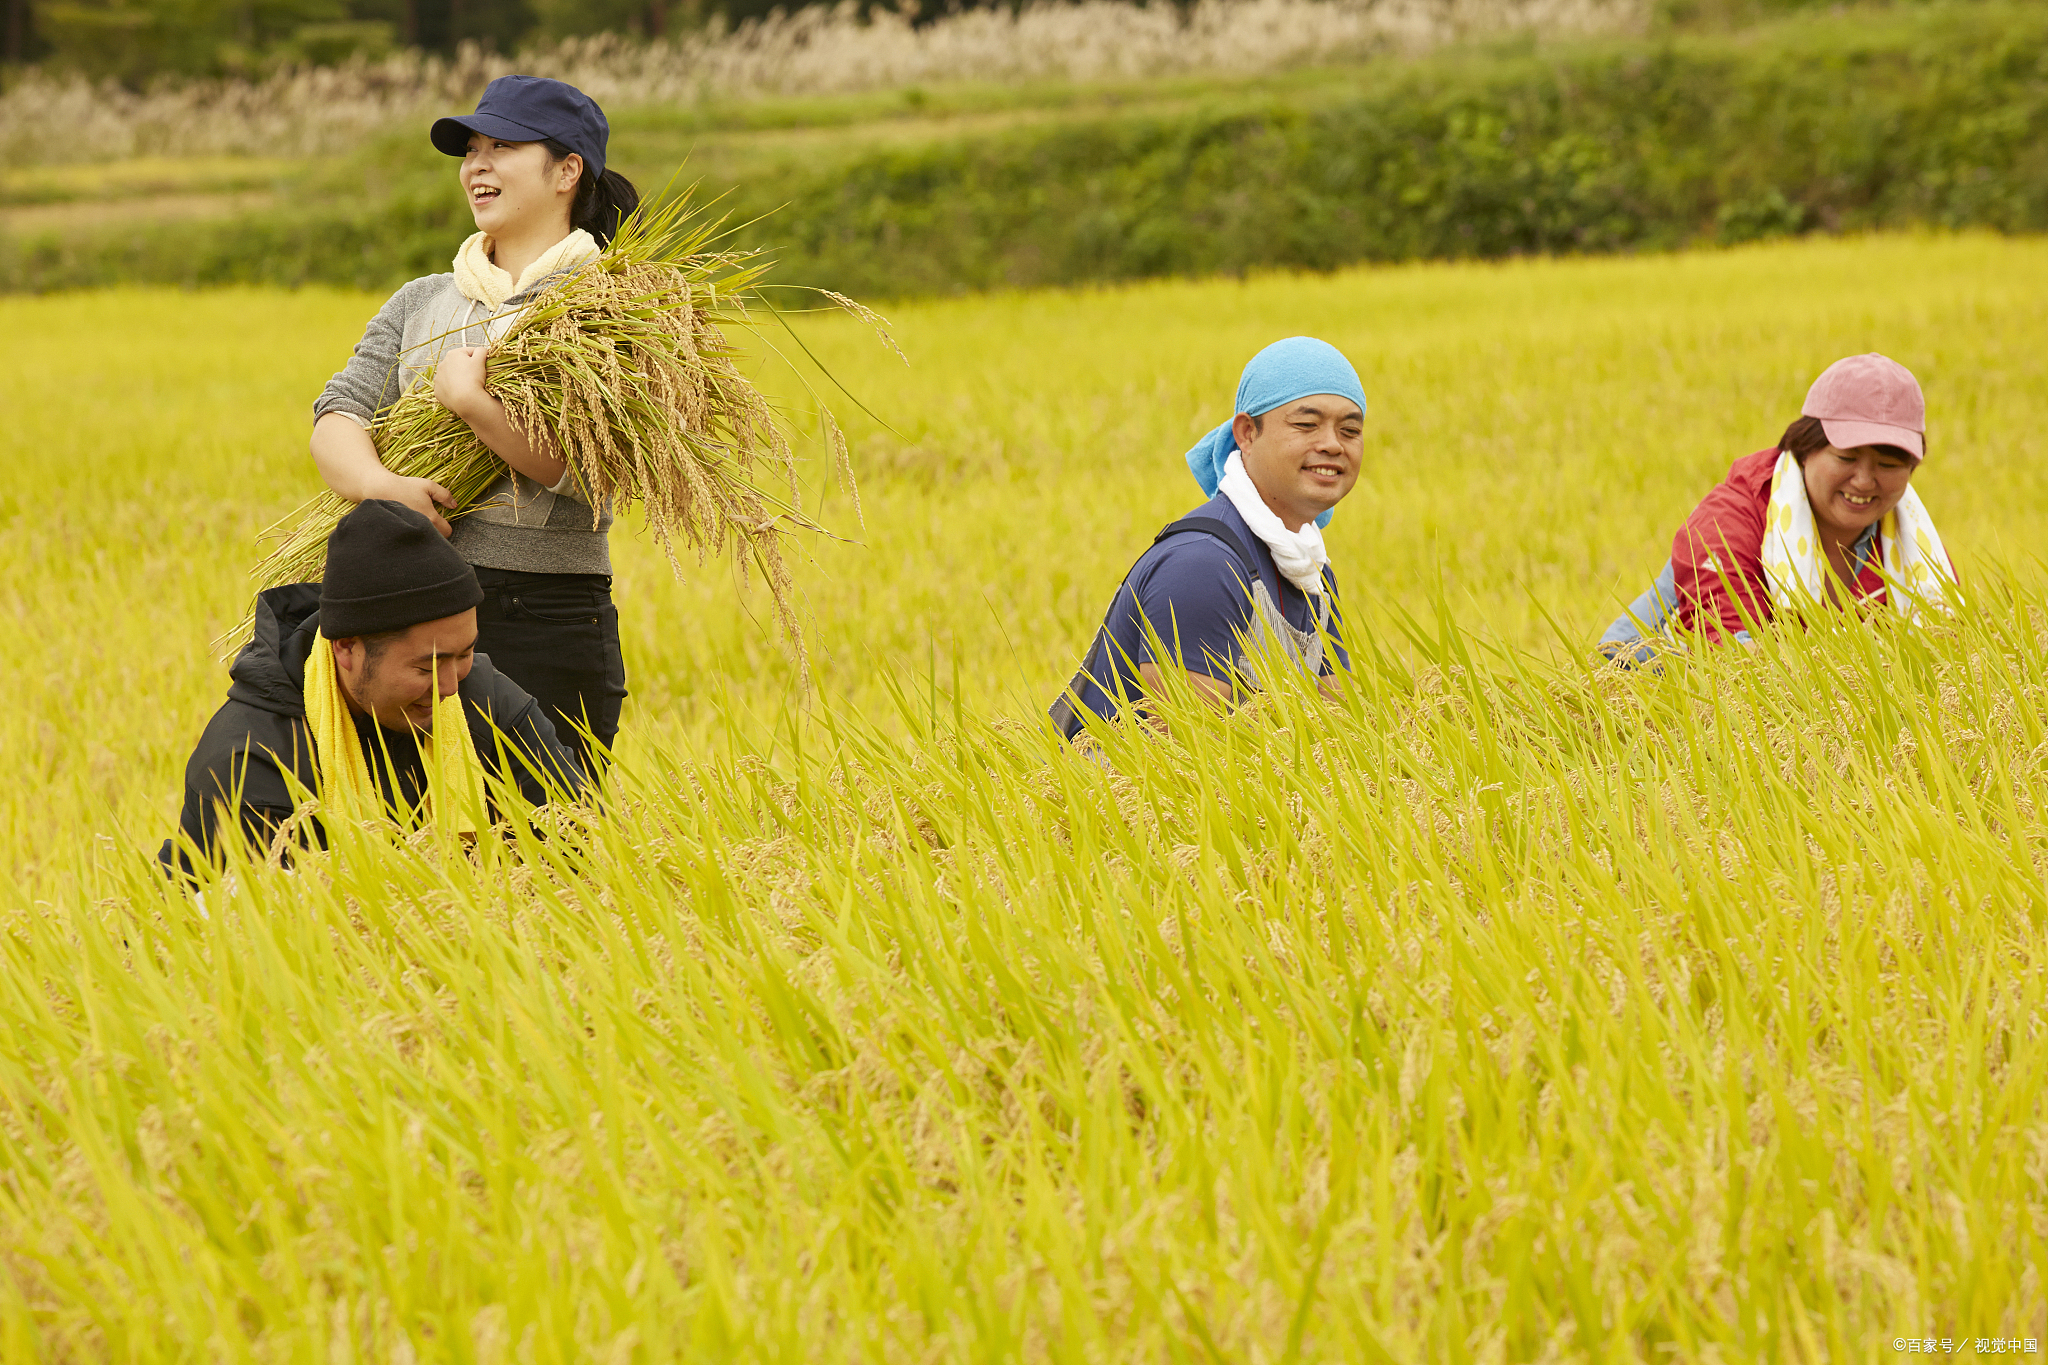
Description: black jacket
162,584,585,872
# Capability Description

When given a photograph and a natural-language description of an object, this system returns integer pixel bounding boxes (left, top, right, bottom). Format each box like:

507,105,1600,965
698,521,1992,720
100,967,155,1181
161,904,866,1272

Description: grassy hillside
5,1,2046,295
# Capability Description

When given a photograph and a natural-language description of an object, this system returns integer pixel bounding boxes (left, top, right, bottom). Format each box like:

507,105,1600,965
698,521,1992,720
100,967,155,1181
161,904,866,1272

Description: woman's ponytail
577,168,640,246
544,139,641,247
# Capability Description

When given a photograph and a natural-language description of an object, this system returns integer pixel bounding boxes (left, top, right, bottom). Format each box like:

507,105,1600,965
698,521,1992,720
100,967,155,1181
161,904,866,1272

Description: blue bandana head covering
1183,336,1367,529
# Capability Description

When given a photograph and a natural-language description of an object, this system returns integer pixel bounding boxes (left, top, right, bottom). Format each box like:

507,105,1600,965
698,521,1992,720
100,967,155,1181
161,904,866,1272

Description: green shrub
727,3,2048,296
6,2,2045,297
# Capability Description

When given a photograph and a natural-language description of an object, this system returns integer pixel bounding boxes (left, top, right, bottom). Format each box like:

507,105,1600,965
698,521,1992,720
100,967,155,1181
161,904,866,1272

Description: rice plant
2,232,2044,1358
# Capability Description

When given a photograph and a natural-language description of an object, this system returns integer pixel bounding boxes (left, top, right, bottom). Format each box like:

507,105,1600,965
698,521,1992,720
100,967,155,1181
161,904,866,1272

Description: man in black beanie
162,500,585,872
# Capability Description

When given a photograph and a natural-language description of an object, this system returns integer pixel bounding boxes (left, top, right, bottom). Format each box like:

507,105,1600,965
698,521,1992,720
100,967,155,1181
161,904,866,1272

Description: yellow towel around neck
302,638,484,835
1758,449,1956,620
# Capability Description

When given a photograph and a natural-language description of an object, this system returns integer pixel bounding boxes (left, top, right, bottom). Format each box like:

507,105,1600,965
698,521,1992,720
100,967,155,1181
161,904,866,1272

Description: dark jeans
473,568,627,777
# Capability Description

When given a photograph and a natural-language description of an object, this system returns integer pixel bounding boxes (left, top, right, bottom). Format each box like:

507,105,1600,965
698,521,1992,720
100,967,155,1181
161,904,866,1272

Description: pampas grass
247,192,888,670
0,0,1645,167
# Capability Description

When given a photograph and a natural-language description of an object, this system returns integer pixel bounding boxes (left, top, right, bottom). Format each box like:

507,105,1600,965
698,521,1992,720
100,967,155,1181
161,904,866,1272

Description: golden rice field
3,232,2046,1360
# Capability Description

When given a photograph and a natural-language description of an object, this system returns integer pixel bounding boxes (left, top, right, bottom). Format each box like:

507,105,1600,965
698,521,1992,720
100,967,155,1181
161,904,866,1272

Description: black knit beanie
319,500,484,639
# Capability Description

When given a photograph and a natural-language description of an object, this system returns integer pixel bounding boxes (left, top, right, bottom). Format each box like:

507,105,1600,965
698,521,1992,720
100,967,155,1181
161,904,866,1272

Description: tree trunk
4,0,28,63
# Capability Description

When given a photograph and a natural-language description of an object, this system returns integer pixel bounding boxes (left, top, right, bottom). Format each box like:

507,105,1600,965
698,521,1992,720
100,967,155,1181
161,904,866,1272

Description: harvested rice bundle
248,194,888,672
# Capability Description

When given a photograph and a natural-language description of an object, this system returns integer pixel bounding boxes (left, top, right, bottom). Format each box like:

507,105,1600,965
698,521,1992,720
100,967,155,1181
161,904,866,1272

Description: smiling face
459,132,580,240
1231,395,1365,531
1800,443,1916,541
333,610,479,734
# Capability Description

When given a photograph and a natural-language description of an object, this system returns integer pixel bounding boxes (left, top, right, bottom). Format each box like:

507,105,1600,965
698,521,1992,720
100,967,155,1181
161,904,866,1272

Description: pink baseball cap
1802,353,1926,460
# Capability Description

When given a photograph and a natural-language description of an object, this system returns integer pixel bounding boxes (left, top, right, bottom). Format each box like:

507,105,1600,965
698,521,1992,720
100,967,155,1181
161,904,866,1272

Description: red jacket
1674,448,1886,642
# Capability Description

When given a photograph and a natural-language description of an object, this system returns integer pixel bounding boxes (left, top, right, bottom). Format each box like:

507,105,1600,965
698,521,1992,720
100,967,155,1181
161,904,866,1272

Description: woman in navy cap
308,75,640,775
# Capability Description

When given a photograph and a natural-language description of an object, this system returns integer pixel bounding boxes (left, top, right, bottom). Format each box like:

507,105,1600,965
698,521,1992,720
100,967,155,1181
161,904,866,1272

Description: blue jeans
1599,561,1677,665
1600,559,1756,663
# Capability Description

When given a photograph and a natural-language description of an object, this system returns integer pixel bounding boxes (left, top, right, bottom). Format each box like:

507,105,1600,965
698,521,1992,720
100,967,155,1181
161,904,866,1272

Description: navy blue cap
431,74,608,180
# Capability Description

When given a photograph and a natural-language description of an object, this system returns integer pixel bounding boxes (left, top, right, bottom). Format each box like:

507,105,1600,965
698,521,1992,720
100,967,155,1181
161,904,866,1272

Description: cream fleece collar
452,228,600,309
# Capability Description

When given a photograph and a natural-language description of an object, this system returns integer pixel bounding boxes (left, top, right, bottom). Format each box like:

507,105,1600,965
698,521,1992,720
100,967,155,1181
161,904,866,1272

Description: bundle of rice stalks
245,191,892,674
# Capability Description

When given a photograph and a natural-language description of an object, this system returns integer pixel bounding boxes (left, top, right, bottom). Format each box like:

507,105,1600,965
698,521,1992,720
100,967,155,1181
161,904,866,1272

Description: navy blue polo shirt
1060,493,1349,731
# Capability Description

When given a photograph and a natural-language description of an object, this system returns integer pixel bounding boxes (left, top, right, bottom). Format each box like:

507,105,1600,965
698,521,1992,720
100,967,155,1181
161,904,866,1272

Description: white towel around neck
452,228,600,310
1217,451,1330,596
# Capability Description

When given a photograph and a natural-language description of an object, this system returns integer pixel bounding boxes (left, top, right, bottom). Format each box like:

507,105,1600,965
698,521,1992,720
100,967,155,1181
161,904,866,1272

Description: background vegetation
4,2,2044,299
3,231,2046,1357
0,0,1642,82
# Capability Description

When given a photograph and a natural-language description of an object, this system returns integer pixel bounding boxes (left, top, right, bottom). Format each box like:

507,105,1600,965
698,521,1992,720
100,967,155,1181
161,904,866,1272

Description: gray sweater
314,271,613,576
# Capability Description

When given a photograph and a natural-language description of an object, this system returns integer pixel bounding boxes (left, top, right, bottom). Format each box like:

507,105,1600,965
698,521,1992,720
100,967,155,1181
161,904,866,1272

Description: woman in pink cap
1600,353,1957,660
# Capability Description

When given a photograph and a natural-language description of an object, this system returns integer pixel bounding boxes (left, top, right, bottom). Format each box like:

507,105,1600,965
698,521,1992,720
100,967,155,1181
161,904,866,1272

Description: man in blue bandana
1051,337,1367,737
